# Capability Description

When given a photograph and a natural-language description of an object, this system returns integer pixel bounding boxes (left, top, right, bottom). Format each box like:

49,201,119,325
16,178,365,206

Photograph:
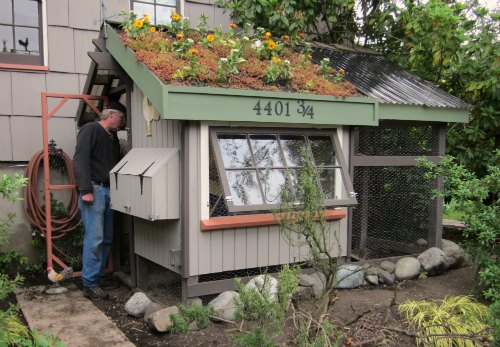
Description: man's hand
82,192,93,204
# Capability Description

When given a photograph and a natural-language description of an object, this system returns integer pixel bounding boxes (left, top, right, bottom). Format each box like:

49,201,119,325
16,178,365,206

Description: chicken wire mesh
350,123,440,260
139,257,182,305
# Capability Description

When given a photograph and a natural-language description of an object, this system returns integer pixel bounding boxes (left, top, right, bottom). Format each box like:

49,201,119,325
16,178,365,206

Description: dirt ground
75,264,480,347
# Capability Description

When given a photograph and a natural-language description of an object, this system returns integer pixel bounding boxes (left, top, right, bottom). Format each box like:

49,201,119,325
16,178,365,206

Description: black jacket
73,122,120,194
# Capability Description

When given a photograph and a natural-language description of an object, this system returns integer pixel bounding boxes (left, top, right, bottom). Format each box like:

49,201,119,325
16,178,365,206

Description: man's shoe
83,286,109,300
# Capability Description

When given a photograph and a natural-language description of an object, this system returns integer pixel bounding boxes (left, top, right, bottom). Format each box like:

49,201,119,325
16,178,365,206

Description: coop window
131,0,177,26
0,0,44,65
209,128,357,214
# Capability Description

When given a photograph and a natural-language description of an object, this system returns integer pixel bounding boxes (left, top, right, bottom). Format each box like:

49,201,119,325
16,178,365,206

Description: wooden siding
134,218,182,272
193,221,346,276
131,86,183,270
185,1,231,30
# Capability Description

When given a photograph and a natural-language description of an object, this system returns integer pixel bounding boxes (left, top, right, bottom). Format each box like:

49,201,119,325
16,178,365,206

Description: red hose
24,150,80,239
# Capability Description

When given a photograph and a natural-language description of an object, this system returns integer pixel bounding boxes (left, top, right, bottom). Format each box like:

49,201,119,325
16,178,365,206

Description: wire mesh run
141,257,183,306
353,123,439,156
350,122,442,260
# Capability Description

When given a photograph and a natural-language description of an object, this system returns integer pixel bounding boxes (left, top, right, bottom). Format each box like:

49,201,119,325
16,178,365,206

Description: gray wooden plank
246,227,258,268
222,229,235,271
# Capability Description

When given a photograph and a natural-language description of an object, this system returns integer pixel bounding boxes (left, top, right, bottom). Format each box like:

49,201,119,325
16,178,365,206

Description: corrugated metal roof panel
313,47,470,109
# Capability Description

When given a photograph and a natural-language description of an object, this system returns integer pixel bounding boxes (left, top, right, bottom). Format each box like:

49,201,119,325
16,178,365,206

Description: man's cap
104,101,126,115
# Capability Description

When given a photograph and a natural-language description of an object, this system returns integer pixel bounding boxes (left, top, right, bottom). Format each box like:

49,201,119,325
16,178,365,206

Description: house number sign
253,100,315,119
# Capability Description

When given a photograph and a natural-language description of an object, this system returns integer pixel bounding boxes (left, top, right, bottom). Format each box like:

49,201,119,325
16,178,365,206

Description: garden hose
23,149,80,239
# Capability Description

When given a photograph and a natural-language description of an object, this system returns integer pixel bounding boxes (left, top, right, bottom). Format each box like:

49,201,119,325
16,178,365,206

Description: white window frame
209,127,357,214
131,0,180,25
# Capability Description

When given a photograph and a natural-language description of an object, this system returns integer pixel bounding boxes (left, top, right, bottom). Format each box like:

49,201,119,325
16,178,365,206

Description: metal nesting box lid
110,147,179,178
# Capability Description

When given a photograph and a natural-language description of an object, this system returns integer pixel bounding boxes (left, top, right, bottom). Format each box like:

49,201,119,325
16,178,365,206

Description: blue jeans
79,184,113,288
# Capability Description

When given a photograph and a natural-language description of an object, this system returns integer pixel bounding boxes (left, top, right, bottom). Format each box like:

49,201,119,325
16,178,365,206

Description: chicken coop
77,23,469,302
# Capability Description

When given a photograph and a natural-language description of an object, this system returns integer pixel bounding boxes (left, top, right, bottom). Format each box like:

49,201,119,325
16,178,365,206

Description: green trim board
379,104,469,123
106,25,378,126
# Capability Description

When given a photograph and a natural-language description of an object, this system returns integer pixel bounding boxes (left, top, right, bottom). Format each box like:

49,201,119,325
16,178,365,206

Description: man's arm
74,125,94,199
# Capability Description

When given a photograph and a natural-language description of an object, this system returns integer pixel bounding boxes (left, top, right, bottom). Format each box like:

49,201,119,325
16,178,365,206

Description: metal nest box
110,148,180,221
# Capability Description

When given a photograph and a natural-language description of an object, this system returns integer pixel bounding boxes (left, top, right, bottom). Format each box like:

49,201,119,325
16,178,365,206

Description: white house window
0,0,43,65
209,128,357,215
131,0,177,25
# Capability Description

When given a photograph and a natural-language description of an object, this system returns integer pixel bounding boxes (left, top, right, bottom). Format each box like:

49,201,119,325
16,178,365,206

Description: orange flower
282,35,290,40
265,31,271,38
149,27,156,33
189,49,199,55
307,54,312,59
176,33,184,39
133,19,144,28
206,34,215,42
271,56,282,64
338,68,345,75
143,14,150,22
171,13,181,21
267,40,276,50
299,32,305,38
229,23,237,29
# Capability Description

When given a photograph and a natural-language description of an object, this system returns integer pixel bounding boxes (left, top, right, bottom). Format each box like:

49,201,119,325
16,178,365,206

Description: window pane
218,134,253,168
258,169,287,203
156,5,174,25
227,170,262,205
0,0,12,24
0,25,13,53
157,0,176,6
280,135,306,167
132,3,156,24
320,168,341,200
14,0,38,27
309,135,338,166
250,134,284,167
14,27,39,55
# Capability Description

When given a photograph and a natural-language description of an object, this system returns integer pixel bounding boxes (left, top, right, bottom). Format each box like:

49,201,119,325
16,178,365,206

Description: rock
417,247,448,276
298,274,315,287
394,257,421,281
365,274,379,285
380,261,395,273
334,264,364,289
309,271,326,298
441,239,465,269
377,269,395,285
125,292,152,318
416,238,428,247
143,302,163,322
146,306,179,332
208,291,239,322
189,321,200,331
293,286,313,300
245,274,278,301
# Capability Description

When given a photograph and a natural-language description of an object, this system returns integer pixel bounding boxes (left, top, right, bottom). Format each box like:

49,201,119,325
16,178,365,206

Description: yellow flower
267,40,276,50
133,19,144,28
189,49,199,55
207,34,215,42
271,56,282,64
306,54,312,59
176,33,184,39
229,23,237,29
171,13,181,21
265,31,271,38
143,14,150,22
150,27,156,33
283,35,290,40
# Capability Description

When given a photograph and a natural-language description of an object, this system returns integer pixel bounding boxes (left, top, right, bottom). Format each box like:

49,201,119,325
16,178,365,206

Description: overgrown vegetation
167,304,214,334
399,296,492,346
0,174,63,346
232,265,299,347
418,153,499,344
272,147,345,346
118,11,358,97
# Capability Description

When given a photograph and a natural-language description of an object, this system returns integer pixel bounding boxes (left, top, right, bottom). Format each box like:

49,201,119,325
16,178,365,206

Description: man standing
73,101,125,300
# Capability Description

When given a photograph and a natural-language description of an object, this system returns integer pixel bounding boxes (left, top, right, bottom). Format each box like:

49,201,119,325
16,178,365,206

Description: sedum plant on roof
119,11,359,97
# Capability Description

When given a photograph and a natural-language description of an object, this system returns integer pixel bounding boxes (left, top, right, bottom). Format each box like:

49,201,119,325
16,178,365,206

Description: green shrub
167,304,214,334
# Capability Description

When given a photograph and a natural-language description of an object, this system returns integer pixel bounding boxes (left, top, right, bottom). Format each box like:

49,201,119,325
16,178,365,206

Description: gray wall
0,0,129,162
